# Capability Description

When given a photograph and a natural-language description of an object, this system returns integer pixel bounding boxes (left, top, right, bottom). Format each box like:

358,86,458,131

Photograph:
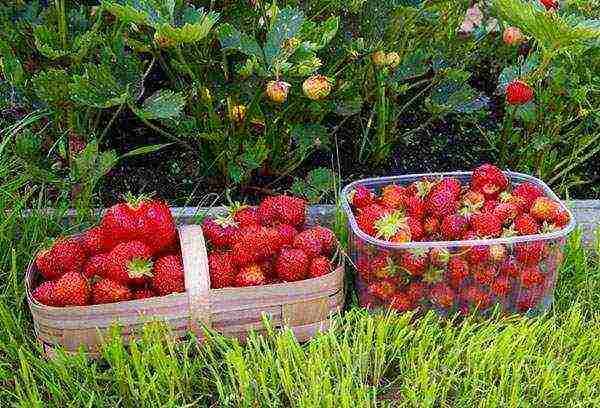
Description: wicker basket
26,224,344,357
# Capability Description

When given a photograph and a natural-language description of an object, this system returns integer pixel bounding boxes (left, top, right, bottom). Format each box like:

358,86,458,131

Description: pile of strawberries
202,195,337,288
32,196,183,307
347,164,571,314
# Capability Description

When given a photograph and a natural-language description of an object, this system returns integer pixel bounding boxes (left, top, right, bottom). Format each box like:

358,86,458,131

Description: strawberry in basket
32,195,183,307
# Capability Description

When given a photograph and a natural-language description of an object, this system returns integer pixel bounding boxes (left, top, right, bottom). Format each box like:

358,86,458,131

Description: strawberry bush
2,0,599,207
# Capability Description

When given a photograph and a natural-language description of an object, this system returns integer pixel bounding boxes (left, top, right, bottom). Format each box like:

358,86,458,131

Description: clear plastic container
341,171,576,316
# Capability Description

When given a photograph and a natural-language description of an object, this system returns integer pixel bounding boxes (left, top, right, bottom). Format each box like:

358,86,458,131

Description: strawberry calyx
374,211,407,241
123,192,154,210
423,266,444,284
127,258,154,278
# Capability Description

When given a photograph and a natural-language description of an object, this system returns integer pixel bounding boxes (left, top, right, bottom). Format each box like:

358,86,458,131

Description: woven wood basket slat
26,220,345,357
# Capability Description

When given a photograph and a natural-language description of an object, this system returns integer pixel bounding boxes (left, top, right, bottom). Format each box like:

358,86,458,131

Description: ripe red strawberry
51,238,87,276
406,281,428,302
516,289,541,312
152,254,185,295
530,197,560,222
235,264,266,287
54,272,90,306
106,241,153,286
489,244,507,263
202,218,229,248
472,264,497,286
467,245,490,266
491,275,512,297
499,259,520,278
208,252,237,289
430,283,455,309
311,226,336,255
470,164,509,199
133,288,156,299
232,205,260,227
275,248,309,282
399,250,428,277
427,190,459,219
390,292,415,312
101,199,141,244
520,266,544,288
493,202,519,225
381,184,407,209
231,227,270,266
512,182,545,211
506,80,534,105
293,230,324,258
356,204,389,237
448,257,469,287
81,226,112,255
482,200,498,214
404,195,425,219
433,177,462,200
141,200,178,254
309,256,332,278
82,253,109,279
406,217,424,241
223,225,243,247
36,248,61,280
259,195,306,226
92,279,132,304
368,280,397,301
274,224,298,248
463,285,491,310
553,209,570,228
540,0,558,10
440,214,468,240
470,213,503,238
514,241,544,266
514,214,539,236
348,185,375,209
32,281,58,306
370,253,398,279
463,230,479,241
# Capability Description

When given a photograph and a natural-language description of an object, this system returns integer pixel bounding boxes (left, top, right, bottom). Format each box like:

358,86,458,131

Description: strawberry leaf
133,90,186,120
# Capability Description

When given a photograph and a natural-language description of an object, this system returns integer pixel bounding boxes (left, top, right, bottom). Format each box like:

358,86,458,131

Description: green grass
3,140,600,406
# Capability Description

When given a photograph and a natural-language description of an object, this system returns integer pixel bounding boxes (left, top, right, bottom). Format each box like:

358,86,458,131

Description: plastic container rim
340,171,576,249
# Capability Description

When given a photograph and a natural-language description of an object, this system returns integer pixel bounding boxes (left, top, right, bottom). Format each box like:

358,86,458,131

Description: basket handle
179,224,211,338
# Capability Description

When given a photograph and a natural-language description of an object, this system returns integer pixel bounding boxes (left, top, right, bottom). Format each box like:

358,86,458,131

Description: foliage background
2,0,599,211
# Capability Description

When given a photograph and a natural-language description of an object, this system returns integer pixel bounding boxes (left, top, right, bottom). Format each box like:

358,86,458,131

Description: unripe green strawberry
229,105,247,122
266,80,291,103
372,51,388,66
503,26,524,45
54,272,91,306
302,75,332,100
92,279,132,304
152,254,185,295
386,52,401,68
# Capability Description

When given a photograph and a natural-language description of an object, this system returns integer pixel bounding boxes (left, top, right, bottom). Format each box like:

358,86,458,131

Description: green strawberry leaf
32,69,71,107
291,123,330,152
218,23,264,61
120,143,173,159
515,101,537,123
70,64,131,108
392,50,430,83
155,7,219,44
0,39,24,86
264,8,304,68
133,90,186,120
